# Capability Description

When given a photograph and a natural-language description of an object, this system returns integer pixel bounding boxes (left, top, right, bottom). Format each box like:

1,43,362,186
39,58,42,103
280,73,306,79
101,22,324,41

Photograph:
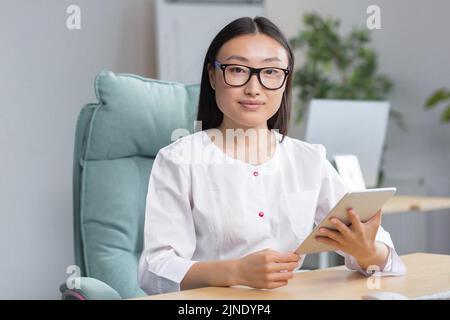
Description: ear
207,63,216,90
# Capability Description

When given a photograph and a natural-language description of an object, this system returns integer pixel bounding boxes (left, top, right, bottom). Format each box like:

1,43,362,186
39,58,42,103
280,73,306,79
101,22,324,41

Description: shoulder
155,131,205,165
279,133,327,159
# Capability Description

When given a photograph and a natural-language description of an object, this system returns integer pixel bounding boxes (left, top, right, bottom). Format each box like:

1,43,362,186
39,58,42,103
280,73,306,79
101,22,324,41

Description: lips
239,100,265,110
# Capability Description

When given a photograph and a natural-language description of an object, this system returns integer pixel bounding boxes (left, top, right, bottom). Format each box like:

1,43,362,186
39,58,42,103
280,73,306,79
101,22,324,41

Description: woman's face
208,33,289,130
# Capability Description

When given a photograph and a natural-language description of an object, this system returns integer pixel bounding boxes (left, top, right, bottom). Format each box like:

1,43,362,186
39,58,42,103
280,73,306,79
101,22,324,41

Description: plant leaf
425,88,450,109
291,12,398,127
441,105,450,123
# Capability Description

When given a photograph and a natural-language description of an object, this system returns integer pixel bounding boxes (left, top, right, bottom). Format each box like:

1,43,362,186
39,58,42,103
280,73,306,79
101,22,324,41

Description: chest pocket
279,189,318,241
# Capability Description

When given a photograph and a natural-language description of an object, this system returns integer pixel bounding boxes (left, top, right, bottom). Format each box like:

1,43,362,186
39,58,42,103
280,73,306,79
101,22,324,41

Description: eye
229,66,247,73
263,68,281,76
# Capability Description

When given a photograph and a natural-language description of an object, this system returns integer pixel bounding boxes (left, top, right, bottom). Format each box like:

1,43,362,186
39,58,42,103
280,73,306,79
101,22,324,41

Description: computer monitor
304,99,390,188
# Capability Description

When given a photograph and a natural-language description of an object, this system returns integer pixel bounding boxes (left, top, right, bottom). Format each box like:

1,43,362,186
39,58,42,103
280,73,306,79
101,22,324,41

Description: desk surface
383,195,450,214
138,253,450,300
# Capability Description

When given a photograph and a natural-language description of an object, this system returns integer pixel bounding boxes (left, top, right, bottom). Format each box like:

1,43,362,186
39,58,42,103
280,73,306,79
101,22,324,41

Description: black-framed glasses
213,60,290,90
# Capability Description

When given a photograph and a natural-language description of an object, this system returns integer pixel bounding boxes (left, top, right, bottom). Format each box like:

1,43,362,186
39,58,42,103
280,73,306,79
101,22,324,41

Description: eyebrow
224,55,282,63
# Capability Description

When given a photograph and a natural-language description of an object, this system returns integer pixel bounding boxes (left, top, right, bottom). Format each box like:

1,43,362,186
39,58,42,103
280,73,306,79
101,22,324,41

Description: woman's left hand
315,208,382,264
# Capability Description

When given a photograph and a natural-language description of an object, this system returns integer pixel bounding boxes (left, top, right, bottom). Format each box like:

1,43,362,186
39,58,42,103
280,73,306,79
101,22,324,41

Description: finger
318,227,344,243
269,262,299,272
267,281,288,289
347,208,363,233
268,271,294,282
315,236,343,250
272,251,300,263
329,217,353,238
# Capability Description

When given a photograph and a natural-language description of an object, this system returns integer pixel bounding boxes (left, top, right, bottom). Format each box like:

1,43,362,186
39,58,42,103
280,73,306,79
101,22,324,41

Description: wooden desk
137,253,450,300
383,195,450,214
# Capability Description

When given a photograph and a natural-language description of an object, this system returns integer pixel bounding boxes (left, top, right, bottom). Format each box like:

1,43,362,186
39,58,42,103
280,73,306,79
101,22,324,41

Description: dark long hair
196,16,294,142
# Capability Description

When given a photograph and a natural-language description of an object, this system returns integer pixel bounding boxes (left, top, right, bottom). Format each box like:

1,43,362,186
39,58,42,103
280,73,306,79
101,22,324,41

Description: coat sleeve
138,147,197,295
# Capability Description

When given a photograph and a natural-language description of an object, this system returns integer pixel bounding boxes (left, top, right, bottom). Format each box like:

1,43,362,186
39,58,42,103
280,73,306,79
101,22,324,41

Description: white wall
155,0,265,84
0,0,156,299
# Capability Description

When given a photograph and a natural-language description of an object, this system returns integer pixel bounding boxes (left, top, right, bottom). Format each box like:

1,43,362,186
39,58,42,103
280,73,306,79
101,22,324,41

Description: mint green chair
60,71,200,299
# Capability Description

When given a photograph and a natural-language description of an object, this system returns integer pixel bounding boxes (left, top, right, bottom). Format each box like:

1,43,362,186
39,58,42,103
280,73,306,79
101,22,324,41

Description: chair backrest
73,71,200,298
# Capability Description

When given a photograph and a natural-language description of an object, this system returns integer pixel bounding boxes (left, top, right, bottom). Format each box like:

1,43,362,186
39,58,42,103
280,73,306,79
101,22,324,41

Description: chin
234,117,267,129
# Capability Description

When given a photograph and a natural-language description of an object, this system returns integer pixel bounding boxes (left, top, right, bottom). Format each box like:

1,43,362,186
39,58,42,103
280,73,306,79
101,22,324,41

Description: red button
258,211,264,217
253,171,259,176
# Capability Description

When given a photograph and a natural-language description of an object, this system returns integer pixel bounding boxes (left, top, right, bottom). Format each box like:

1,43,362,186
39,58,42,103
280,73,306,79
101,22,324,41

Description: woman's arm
181,249,300,290
181,259,240,290
313,145,406,276
139,148,199,295
355,240,389,271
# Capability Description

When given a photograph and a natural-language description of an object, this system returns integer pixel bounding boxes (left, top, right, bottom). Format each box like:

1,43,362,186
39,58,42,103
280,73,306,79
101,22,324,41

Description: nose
244,73,261,96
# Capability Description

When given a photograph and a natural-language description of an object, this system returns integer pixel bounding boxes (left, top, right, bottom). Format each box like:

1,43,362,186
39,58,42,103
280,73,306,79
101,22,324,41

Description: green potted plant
424,87,450,123
289,13,406,188
289,12,404,129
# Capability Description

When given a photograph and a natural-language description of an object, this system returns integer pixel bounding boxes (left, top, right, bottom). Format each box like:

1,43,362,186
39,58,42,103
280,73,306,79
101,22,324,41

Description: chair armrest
60,277,121,300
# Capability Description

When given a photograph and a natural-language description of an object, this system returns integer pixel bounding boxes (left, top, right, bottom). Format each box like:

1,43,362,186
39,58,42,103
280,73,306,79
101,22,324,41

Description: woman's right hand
236,249,301,289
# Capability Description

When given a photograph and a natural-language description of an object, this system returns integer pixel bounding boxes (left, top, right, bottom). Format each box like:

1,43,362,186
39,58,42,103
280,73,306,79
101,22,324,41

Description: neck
217,117,271,142
215,117,276,165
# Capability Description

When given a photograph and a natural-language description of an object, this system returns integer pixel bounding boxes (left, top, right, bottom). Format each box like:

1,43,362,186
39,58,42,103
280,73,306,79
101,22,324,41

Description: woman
138,16,406,295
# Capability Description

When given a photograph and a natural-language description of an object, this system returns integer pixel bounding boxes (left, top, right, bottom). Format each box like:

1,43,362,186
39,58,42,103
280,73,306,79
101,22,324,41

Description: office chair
59,71,200,299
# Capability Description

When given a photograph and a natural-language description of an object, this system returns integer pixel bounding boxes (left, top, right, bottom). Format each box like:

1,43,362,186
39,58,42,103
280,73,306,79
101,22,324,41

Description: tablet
295,187,396,255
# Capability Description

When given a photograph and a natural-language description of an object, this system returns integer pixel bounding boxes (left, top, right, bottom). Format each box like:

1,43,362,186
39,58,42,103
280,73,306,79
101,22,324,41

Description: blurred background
1,0,449,299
